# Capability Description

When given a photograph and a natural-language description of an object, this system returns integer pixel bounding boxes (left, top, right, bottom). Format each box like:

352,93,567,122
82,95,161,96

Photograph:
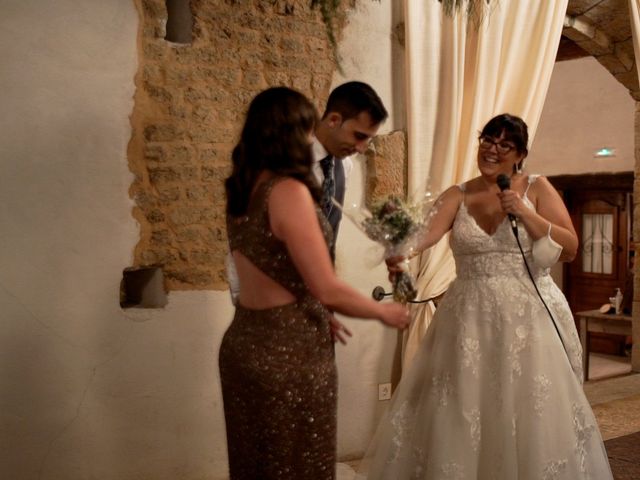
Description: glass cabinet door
581,213,614,274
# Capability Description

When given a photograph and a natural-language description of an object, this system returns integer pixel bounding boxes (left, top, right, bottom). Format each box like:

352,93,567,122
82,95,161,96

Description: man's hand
329,315,353,345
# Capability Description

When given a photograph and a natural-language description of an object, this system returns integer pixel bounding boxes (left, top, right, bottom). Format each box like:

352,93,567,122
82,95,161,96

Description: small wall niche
165,0,193,44
120,266,168,309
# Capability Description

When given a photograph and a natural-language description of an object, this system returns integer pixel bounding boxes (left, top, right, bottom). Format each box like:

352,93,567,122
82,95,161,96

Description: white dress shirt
311,137,353,186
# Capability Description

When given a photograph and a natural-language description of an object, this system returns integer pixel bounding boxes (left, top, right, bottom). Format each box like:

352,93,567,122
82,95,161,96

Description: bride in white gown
359,114,613,479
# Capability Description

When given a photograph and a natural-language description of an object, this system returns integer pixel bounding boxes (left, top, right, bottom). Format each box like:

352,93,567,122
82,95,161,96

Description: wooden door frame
548,172,633,355
549,171,633,288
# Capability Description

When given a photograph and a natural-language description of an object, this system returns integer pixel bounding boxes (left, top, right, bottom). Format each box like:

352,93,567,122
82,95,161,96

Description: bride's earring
516,159,526,174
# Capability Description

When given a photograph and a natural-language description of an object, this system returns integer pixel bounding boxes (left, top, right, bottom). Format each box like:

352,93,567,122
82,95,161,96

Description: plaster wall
322,0,407,460
529,56,634,176
0,1,235,479
0,0,403,478
529,57,635,286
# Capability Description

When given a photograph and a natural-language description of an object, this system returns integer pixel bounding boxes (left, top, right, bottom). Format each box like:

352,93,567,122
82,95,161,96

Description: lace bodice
450,179,549,281
451,201,551,281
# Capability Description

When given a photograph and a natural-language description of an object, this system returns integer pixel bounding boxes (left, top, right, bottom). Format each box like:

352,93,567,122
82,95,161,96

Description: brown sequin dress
219,177,337,480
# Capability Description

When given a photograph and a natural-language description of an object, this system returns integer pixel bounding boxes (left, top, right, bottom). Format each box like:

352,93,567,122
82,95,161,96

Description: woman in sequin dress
359,114,613,479
219,87,410,480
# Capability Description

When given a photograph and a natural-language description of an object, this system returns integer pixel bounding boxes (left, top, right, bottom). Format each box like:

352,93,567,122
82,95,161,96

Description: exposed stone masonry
365,131,407,205
128,0,344,290
633,101,640,372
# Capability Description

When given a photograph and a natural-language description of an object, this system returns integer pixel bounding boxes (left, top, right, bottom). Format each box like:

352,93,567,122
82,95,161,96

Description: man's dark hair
322,81,388,124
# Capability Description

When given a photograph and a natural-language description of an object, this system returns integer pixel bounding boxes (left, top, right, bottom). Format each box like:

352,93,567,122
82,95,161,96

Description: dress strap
456,182,467,206
458,182,468,203
524,174,541,198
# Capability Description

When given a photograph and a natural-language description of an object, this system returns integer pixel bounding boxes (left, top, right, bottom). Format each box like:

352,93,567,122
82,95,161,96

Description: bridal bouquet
339,191,439,303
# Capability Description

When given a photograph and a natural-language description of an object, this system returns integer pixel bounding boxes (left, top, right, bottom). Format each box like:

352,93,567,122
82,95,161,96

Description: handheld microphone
496,173,518,235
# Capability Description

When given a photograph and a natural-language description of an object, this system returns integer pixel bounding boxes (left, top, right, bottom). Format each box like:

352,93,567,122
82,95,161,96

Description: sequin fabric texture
220,177,337,479
359,177,613,480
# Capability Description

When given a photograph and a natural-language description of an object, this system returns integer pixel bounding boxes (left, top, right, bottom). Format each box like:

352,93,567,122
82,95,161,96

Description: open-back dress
220,177,337,479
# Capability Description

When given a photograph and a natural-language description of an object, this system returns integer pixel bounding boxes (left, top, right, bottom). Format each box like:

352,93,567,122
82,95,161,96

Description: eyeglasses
479,136,516,155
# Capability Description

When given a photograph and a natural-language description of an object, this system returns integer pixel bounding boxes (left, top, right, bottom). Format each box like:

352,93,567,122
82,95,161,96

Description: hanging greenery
310,0,343,56
311,0,492,66
310,0,353,73
438,0,491,25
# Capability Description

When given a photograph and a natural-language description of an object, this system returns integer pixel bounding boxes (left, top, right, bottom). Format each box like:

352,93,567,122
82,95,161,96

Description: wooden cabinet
549,173,633,355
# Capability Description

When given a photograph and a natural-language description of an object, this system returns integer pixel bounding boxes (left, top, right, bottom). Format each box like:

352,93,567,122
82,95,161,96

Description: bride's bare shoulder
438,184,464,209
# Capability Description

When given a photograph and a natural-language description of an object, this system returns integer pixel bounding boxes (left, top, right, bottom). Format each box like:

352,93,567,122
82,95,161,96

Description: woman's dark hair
225,87,320,216
479,113,529,155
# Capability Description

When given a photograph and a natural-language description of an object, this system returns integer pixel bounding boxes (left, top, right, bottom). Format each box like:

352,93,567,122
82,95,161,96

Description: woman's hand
385,255,407,282
329,315,353,345
497,176,578,262
497,189,527,219
269,179,418,322
379,303,411,329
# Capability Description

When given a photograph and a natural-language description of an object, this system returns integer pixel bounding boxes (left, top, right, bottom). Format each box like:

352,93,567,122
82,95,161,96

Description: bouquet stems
392,270,418,303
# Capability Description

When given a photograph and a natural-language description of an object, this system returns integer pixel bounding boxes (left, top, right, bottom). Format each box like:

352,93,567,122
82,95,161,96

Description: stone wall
129,0,342,290
634,101,640,372
365,130,407,205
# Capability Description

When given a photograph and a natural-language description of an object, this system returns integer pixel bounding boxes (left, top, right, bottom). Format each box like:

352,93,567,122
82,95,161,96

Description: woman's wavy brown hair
225,87,320,217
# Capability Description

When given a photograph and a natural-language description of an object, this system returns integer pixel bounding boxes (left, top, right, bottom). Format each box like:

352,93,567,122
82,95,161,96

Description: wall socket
378,382,392,401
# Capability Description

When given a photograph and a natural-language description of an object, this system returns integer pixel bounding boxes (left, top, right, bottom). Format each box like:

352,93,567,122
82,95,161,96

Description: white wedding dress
359,179,613,479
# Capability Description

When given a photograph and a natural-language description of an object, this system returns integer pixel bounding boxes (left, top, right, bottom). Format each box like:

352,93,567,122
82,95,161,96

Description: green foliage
310,0,342,53
311,0,492,67
310,0,381,73
438,0,491,26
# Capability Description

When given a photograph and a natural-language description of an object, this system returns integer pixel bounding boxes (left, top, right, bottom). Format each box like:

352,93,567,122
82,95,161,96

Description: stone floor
604,431,640,480
587,352,633,381
337,354,640,480
586,371,640,441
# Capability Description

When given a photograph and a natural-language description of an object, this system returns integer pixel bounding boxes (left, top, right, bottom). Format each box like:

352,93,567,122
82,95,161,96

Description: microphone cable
497,174,571,364
510,223,570,362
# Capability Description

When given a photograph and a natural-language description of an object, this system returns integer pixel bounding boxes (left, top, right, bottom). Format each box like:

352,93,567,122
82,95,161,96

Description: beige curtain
630,0,640,80
401,0,568,370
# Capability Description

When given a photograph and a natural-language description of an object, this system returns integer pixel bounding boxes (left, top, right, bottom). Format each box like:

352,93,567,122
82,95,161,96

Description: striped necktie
320,155,335,217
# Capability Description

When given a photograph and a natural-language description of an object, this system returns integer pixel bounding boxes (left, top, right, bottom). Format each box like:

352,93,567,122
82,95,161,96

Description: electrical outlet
378,383,392,401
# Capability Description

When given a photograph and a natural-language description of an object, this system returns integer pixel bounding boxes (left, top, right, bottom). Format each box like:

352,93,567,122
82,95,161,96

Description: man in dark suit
312,81,388,258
